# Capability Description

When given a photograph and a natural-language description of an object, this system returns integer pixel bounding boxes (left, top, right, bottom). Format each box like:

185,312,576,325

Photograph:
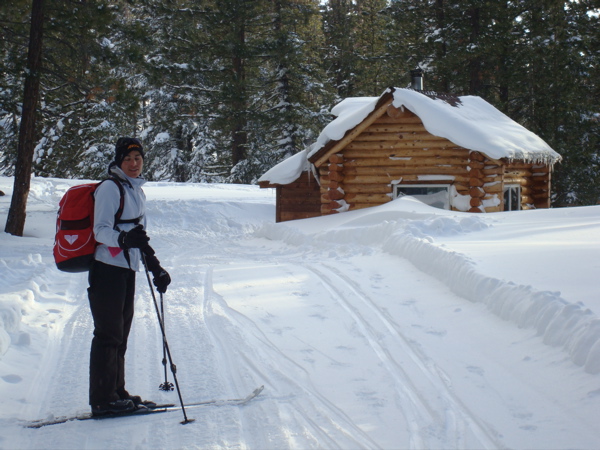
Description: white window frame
503,184,521,211
394,184,451,210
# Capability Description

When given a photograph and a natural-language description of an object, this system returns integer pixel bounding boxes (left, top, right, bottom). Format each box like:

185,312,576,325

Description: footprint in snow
586,388,600,398
16,332,31,346
466,365,485,376
1,374,22,384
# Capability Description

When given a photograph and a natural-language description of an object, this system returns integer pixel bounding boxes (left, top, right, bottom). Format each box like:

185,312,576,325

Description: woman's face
121,150,144,178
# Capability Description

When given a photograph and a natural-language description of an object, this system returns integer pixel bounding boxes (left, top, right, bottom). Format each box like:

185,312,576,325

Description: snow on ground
0,175,599,449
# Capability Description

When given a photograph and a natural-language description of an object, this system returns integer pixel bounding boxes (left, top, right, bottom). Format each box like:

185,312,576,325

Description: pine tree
126,1,208,182
381,0,433,89
352,0,390,95
5,0,44,236
252,0,332,179
193,0,252,183
322,0,359,99
21,0,142,180
518,0,600,205
0,0,32,175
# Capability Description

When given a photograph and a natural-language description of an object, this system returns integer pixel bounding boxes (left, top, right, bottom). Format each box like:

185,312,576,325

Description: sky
1,175,599,449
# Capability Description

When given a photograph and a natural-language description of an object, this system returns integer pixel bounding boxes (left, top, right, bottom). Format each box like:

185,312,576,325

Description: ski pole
159,292,174,391
142,254,194,425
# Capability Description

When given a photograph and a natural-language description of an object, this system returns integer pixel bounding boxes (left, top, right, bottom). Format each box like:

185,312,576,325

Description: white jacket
93,166,147,271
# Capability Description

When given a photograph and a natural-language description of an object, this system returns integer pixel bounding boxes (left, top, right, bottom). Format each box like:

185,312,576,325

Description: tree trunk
468,7,482,95
434,0,449,92
5,0,45,236
230,20,247,176
273,0,295,158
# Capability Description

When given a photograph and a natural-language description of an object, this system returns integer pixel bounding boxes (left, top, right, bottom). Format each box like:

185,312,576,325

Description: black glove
144,252,171,293
153,269,171,294
118,224,150,249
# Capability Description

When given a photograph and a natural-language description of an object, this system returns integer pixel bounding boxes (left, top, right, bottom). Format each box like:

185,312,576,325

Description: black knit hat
114,137,144,167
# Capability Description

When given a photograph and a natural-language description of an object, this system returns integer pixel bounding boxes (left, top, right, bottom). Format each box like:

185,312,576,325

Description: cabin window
395,185,450,210
503,185,521,211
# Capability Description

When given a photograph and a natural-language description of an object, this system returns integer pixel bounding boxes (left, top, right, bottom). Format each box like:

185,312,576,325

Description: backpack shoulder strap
104,177,142,226
104,177,133,269
107,177,126,222
98,177,126,225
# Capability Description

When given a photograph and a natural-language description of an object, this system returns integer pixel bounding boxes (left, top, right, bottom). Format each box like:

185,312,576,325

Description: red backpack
53,178,125,272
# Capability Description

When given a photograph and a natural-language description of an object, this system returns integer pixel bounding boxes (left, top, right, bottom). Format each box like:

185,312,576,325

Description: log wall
274,171,321,222
320,109,474,214
469,151,504,213
265,101,554,222
316,106,553,216
504,162,552,210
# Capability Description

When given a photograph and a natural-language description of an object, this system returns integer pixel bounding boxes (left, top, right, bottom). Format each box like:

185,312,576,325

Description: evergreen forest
1,0,598,206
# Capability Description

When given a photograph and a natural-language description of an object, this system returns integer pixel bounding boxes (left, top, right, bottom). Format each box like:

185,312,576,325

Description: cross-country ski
24,386,264,429
24,407,169,429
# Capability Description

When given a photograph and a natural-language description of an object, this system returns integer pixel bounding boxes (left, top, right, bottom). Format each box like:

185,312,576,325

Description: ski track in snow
306,263,502,449
202,265,380,449
200,248,551,448
3,255,595,449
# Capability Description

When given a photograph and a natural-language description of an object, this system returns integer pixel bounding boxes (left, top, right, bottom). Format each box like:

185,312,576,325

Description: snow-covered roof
259,87,561,186
258,148,310,186
388,88,561,164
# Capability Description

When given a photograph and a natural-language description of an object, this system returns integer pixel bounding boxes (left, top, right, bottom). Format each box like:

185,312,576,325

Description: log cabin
259,85,561,223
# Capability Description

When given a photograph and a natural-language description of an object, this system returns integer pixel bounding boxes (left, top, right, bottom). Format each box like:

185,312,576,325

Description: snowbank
0,297,21,356
385,223,600,375
256,197,600,374
0,257,39,357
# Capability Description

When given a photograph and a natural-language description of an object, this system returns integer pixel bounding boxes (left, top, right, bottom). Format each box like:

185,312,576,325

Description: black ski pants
88,260,136,406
